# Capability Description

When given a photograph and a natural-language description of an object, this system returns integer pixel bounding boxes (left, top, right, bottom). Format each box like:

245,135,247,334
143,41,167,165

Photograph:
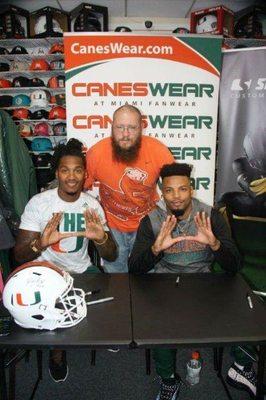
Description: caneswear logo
71,42,173,56
71,82,214,97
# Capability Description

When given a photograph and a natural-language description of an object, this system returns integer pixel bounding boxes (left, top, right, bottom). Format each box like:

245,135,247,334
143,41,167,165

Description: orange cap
192,351,200,360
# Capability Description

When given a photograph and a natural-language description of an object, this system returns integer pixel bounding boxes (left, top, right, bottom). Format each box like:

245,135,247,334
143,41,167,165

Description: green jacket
0,110,37,220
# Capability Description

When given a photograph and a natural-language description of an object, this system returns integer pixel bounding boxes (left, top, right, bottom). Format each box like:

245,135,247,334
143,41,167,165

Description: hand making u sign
83,208,107,244
175,211,221,251
39,212,79,250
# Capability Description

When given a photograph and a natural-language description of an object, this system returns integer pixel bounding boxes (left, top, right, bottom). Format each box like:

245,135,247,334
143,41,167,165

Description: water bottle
186,351,202,385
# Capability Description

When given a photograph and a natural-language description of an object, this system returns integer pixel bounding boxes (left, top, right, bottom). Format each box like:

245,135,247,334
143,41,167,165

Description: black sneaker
156,377,181,400
49,350,68,383
226,363,256,397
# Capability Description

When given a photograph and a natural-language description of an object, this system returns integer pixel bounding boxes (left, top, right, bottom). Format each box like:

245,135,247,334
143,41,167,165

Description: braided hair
51,138,86,172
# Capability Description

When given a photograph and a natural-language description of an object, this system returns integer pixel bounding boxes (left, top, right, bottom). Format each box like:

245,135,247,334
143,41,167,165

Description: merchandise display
0,78,12,88
13,108,31,120
172,27,190,34
47,75,65,88
30,77,45,87
74,11,101,32
53,122,66,136
234,5,266,38
49,42,64,54
70,3,108,32
0,46,9,54
19,123,33,137
0,95,13,107
30,58,50,71
49,106,66,120
29,46,47,56
0,5,29,39
10,60,29,71
31,137,53,152
12,94,31,107
34,15,63,36
115,26,132,32
0,62,10,71
34,121,52,136
30,89,50,107
50,58,64,70
10,45,28,54
30,7,69,38
190,5,234,37
12,76,31,87
0,35,66,190
31,109,49,120
196,14,217,33
54,93,65,106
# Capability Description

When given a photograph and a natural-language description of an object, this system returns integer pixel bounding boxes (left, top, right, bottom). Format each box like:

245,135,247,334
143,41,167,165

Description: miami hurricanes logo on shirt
100,167,154,221
51,212,85,253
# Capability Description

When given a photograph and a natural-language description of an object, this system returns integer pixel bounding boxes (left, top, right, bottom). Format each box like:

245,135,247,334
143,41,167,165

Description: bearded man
85,105,174,272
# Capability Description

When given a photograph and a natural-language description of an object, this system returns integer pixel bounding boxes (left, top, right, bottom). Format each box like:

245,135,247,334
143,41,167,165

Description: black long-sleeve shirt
129,208,242,274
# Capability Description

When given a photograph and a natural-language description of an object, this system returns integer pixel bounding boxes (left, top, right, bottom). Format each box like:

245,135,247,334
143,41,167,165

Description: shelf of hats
0,5,76,190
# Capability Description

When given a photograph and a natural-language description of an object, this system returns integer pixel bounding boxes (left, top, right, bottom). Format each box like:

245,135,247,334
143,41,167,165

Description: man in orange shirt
85,105,174,272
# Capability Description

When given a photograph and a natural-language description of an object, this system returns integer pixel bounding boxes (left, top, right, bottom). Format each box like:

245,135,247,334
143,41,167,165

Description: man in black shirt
129,163,249,400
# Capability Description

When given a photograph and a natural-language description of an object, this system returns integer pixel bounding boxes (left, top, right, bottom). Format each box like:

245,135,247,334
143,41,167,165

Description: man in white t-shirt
14,138,117,382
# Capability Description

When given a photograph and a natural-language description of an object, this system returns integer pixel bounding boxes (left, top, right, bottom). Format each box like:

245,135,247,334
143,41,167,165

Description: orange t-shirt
85,136,174,232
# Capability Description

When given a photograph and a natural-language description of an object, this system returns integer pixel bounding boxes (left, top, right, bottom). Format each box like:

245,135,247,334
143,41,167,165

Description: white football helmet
3,261,87,330
34,15,63,35
30,89,50,107
196,14,217,34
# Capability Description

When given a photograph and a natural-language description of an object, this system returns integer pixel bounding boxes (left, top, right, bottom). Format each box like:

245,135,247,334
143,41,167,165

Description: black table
1,273,266,400
0,274,132,349
130,273,266,399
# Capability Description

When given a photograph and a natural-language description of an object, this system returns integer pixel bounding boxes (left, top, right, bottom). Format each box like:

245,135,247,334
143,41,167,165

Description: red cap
192,351,200,360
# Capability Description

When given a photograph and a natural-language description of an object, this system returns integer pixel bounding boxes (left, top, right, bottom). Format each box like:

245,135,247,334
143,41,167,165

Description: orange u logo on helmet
14,291,41,306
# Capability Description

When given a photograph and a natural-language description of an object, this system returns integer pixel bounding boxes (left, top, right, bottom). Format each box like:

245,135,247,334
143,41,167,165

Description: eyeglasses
114,125,139,133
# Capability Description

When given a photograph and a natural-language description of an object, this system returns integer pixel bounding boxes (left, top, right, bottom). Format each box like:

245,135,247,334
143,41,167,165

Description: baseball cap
54,93,65,106
53,122,66,136
0,47,9,54
30,77,45,87
12,94,31,107
12,76,31,87
31,109,49,120
31,137,53,152
0,63,10,71
32,152,53,168
0,95,13,107
10,46,28,54
10,60,29,72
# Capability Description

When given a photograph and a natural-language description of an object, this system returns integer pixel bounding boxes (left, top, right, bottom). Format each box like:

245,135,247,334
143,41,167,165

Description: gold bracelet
94,232,108,246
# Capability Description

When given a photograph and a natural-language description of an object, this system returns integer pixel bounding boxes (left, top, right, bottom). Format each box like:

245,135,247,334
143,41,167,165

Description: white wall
3,0,258,17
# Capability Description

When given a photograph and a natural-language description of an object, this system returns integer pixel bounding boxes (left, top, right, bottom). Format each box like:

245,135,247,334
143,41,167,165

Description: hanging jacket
0,110,37,222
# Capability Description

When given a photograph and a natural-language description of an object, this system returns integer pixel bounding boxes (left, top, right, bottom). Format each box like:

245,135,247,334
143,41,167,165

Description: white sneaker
107,348,120,353
227,362,256,397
